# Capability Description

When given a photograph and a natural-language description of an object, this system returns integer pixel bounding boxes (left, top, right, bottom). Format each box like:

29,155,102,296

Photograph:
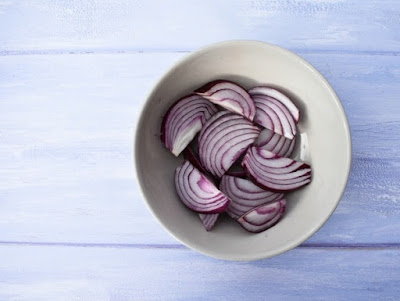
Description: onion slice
220,175,284,219
195,80,256,121
255,129,296,158
175,160,230,213
183,145,217,184
242,146,311,191
199,213,219,231
199,111,260,177
248,86,300,122
252,95,297,139
238,199,286,233
161,94,218,156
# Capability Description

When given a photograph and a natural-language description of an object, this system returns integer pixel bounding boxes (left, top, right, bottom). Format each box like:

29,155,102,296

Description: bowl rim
133,40,352,261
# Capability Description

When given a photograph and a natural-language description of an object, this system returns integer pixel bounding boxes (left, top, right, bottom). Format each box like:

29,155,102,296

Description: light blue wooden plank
0,245,399,300
0,53,180,244
0,52,399,246
0,0,399,53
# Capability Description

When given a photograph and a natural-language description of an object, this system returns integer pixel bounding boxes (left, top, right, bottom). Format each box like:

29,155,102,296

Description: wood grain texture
0,245,399,300
0,0,399,53
1,52,399,245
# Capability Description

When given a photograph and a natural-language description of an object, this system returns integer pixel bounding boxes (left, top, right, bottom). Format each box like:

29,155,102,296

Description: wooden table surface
1,1,400,300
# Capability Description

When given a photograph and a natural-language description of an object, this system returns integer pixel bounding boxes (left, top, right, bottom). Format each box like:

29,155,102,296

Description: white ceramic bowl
134,41,351,261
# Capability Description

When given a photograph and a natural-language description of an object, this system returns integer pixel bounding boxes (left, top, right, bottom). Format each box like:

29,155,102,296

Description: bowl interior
135,41,351,261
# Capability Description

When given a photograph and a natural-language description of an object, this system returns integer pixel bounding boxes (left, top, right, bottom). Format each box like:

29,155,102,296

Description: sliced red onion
198,111,246,156
199,112,260,177
175,160,230,213
252,95,296,139
283,135,296,158
183,145,217,184
161,94,218,156
248,86,300,122
267,96,297,134
242,146,311,192
245,147,308,172
255,129,296,158
238,199,286,233
195,80,256,121
220,175,284,219
199,213,219,231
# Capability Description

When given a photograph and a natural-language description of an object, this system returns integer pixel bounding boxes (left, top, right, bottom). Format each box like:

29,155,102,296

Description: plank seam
0,241,399,250
0,49,399,56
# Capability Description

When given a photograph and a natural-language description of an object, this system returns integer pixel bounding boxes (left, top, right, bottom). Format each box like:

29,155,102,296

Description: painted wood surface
0,0,399,53
0,245,399,300
1,0,400,299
